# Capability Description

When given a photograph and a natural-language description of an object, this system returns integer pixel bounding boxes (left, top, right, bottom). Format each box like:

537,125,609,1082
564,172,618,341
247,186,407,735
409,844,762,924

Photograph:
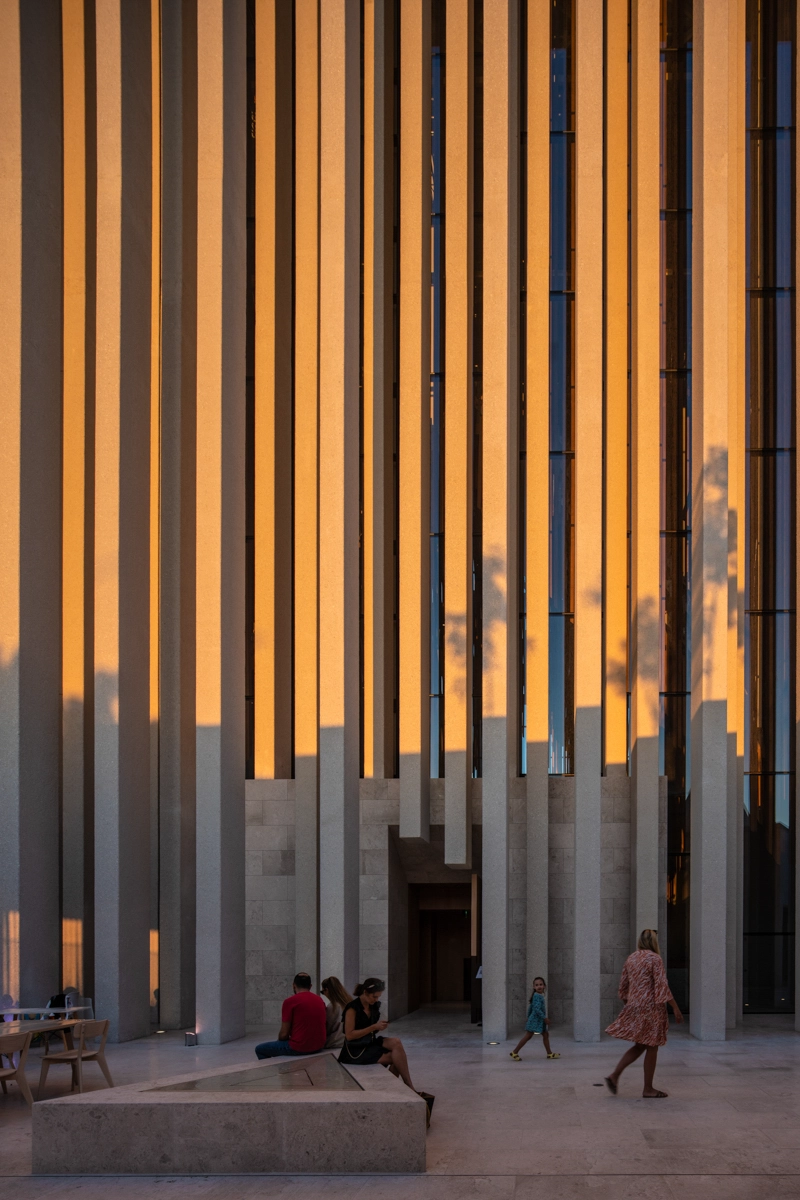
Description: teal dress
525,991,546,1034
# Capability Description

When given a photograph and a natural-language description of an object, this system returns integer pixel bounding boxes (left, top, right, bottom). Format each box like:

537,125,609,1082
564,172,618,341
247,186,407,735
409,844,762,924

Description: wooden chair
0,1031,34,1106
38,1019,114,1097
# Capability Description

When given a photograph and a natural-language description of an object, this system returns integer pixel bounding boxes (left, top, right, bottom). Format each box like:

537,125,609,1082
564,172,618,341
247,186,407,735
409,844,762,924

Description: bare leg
642,1046,664,1096
608,1042,645,1088
379,1038,415,1091
541,1031,552,1055
512,1031,534,1056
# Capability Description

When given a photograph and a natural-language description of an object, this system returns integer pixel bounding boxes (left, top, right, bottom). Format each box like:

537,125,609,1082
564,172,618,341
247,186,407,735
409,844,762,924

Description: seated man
255,972,326,1059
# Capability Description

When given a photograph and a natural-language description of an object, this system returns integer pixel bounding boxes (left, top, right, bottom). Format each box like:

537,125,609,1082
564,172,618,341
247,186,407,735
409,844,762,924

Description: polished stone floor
4,1004,800,1197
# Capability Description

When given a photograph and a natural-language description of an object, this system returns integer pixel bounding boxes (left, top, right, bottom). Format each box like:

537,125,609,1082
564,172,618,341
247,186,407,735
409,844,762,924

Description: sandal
509,1051,521,1061
604,1076,617,1095
643,1090,668,1099
547,1052,560,1059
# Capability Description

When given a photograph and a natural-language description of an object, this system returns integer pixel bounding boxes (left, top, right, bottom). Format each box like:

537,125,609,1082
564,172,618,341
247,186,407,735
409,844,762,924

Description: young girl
510,977,560,1060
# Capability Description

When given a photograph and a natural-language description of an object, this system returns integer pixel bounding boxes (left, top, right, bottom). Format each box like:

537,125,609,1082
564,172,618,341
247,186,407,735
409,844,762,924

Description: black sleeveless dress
337,998,386,1065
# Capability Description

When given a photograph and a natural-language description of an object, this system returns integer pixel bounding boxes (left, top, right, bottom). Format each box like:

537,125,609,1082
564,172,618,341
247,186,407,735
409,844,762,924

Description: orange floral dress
605,950,674,1047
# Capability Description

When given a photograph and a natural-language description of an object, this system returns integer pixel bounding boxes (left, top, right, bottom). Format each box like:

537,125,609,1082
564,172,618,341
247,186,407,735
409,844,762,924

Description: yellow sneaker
509,1051,521,1061
547,1052,561,1059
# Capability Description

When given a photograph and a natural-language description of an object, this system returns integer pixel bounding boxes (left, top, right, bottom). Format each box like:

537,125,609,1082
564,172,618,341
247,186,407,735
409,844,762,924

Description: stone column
61,0,90,997
293,0,320,983
727,0,745,1033
254,0,293,782
194,0,246,1044
481,0,519,1042
92,0,153,1042
573,0,603,1043
444,0,474,869
363,0,395,782
398,0,431,842
317,0,361,988
525,0,550,996
603,0,630,776
0,0,62,1007
158,0,197,1032
629,0,661,940
690,0,732,1042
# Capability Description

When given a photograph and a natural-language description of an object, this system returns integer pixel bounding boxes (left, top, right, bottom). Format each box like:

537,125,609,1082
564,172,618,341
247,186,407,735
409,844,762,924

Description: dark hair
354,977,385,997
293,972,312,990
529,976,547,1001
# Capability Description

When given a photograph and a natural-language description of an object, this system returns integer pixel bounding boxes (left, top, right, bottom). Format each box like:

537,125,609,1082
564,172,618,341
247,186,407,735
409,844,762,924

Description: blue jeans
255,1039,321,1059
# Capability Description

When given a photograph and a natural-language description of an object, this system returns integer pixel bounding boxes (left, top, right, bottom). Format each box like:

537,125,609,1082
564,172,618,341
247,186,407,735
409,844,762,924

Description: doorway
408,883,473,1008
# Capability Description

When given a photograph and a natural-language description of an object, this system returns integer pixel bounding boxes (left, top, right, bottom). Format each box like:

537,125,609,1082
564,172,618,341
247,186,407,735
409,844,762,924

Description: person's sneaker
547,1052,561,1059
509,1051,521,1060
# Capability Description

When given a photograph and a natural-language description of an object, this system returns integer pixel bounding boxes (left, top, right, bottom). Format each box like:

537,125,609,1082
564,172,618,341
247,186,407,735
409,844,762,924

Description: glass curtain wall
549,0,575,775
430,0,446,778
744,0,796,1014
660,0,692,1014
472,1,484,777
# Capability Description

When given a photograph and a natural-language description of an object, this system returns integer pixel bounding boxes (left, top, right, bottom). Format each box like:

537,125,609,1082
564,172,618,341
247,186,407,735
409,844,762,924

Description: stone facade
245,770,666,1035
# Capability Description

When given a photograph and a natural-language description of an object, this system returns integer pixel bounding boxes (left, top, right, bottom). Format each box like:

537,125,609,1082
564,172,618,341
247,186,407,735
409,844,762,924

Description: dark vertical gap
661,0,693,1016
743,0,797,1014
392,0,400,777
244,0,256,780
549,0,575,776
518,0,527,777
472,0,484,778
82,0,97,1008
359,0,366,778
430,0,445,778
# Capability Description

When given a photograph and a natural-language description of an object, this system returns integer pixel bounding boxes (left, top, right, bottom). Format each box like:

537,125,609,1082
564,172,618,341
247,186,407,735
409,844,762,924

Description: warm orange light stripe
604,0,629,768
150,0,161,728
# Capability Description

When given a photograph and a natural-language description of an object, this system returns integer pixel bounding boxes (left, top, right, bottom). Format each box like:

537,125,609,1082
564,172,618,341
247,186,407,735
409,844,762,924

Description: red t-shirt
282,991,326,1052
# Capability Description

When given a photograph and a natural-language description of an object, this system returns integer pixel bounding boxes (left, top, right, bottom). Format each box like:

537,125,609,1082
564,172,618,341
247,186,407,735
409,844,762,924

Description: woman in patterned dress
604,930,683,1098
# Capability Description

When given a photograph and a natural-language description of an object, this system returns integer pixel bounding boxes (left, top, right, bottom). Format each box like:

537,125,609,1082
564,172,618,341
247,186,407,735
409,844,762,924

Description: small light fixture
488,1041,499,1045
184,1031,198,1046
156,1029,166,1034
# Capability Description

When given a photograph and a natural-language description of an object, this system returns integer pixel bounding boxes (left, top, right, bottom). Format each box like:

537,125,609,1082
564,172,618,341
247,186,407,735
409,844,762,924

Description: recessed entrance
409,885,472,1006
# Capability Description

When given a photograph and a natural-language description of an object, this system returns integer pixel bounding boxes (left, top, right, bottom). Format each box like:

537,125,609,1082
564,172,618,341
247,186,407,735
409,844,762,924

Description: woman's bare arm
343,1007,388,1041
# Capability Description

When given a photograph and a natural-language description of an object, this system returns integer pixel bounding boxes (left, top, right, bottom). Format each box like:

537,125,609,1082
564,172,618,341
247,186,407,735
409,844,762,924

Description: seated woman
338,977,433,1117
320,976,352,1049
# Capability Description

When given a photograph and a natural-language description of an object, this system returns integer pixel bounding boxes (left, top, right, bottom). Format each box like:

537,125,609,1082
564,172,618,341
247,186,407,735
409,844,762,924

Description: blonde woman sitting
320,976,352,1049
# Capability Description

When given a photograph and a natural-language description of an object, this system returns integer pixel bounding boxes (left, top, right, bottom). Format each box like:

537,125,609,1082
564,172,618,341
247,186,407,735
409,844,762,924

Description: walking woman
320,976,351,1049
604,930,683,1098
338,977,434,1118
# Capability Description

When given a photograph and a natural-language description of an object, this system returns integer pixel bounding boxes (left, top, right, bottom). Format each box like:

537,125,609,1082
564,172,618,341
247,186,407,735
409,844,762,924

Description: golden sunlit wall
0,0,790,1045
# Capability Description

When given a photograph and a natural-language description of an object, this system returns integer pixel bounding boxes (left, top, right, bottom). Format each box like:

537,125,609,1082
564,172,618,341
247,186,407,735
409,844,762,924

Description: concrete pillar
398,0,431,842
317,0,361,988
293,0,320,982
0,0,62,1007
254,0,293,781
61,0,90,996
525,0,550,994
629,0,661,940
603,0,629,776
158,0,197,1031
690,0,732,1042
444,0,474,868
92,0,153,1042
727,0,745,1032
573,0,603,1042
481,0,518,1042
194,0,246,1044
363,0,395,782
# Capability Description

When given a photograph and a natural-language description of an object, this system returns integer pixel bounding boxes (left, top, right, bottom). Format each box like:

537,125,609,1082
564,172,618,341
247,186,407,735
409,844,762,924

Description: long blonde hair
321,976,352,1010
637,929,660,955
